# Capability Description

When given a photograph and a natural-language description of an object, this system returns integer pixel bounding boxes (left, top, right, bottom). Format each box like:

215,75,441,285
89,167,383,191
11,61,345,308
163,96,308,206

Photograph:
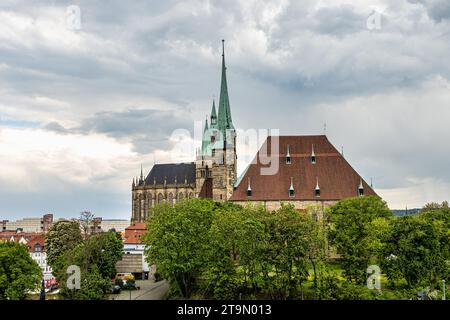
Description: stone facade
132,181,195,223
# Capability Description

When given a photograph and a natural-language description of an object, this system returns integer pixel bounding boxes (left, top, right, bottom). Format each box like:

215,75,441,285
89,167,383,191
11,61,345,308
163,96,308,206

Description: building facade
1,214,53,233
116,222,151,280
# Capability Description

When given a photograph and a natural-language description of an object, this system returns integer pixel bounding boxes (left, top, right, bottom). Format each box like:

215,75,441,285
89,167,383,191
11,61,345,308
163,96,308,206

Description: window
358,179,364,196
311,144,316,164
315,188,320,197
286,144,291,164
289,177,295,197
247,178,252,197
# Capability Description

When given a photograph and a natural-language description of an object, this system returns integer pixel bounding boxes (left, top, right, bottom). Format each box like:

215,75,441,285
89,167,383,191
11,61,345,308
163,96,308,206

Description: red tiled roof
27,234,46,252
124,222,147,244
230,135,377,201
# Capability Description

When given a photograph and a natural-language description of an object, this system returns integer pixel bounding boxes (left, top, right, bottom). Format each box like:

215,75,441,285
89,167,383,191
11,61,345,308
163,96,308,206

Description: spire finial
222,39,225,57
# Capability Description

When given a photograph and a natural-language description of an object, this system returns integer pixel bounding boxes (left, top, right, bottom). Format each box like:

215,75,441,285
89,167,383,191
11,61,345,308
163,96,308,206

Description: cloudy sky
1,0,449,219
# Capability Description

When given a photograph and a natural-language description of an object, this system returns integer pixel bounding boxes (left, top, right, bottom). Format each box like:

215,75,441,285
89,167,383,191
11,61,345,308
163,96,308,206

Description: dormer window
315,177,320,197
289,177,295,197
286,144,291,164
358,179,364,196
247,178,252,197
311,144,316,164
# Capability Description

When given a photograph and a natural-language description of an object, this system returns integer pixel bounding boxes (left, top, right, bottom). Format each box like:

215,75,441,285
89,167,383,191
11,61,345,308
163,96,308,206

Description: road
109,279,169,300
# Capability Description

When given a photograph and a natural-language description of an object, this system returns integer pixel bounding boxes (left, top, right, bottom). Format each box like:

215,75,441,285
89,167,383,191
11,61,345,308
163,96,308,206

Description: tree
56,230,123,299
45,220,82,269
421,201,449,213
72,265,111,300
382,212,449,288
328,196,393,284
0,242,42,300
203,202,244,299
73,231,124,279
143,198,216,298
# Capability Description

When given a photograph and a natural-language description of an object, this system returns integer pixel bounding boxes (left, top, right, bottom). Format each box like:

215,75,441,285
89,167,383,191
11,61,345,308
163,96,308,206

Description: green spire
217,40,234,138
210,98,217,128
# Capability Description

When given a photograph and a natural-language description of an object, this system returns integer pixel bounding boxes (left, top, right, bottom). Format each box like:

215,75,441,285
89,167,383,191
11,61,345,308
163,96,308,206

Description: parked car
111,285,121,294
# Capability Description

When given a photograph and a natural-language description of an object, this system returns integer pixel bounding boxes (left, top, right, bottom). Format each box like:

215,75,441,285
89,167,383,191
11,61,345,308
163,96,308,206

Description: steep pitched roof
230,135,377,201
144,163,195,185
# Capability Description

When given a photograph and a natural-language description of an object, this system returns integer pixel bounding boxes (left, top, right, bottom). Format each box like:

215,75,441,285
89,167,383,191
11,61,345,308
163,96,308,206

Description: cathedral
131,40,237,223
131,41,377,223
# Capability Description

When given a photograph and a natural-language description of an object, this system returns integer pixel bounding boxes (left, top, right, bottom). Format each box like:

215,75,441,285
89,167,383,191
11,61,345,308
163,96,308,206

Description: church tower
196,40,237,201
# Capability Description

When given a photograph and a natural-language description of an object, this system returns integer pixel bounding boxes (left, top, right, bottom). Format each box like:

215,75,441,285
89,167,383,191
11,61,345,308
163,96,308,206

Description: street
109,279,169,300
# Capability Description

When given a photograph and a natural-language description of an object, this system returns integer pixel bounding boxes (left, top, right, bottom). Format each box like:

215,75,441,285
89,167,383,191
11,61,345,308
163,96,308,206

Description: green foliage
114,278,124,288
50,229,123,300
143,198,217,298
45,220,82,269
328,196,393,283
382,211,449,288
72,266,111,300
144,200,326,300
0,241,42,300
143,197,449,300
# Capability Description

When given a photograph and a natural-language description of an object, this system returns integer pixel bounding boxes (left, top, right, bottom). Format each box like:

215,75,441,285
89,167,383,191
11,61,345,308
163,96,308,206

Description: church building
131,40,236,223
131,41,377,223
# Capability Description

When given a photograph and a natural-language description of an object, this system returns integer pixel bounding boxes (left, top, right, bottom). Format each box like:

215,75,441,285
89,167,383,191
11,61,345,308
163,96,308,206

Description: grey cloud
409,0,450,22
42,121,70,133
78,108,194,153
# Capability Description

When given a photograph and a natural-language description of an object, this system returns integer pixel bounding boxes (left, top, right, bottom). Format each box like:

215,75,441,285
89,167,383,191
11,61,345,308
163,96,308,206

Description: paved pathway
109,279,169,300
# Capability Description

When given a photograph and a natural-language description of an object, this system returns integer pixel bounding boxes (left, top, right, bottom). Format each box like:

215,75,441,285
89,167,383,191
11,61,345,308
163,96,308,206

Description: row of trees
143,197,449,300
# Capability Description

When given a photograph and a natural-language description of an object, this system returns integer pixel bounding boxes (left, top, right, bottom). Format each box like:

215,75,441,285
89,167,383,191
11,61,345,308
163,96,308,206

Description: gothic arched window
157,193,163,204
169,193,174,205
189,192,194,199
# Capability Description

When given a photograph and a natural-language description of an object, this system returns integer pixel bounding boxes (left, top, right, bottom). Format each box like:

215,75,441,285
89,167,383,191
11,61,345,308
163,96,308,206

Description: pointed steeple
210,98,217,128
140,164,144,182
217,39,234,138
